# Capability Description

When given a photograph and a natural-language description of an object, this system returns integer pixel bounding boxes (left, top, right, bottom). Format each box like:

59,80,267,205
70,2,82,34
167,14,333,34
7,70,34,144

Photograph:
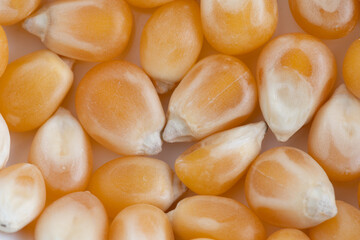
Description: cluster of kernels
0,113,9,169
0,163,46,233
140,0,203,93
0,50,73,132
257,33,336,142
169,195,266,240
125,0,173,8
76,61,165,156
0,26,8,77
28,108,92,201
245,146,337,229
163,54,257,143
343,38,360,98
109,204,174,240
267,229,310,240
175,121,266,195
308,85,360,181
200,0,278,55
309,201,360,240
35,191,108,240
23,0,133,62
88,156,186,218
0,0,40,25
289,0,359,39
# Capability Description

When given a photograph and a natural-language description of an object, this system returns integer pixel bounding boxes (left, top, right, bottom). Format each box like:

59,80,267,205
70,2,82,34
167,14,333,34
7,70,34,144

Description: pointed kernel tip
274,132,292,142
142,131,162,155
305,185,337,221
154,80,175,94
163,117,194,143
23,12,48,42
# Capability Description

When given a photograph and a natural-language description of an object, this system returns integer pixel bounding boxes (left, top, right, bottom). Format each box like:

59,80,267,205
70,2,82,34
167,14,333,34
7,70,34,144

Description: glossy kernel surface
0,0,40,25
125,0,173,8
0,26,8,77
343,38,360,98
267,229,310,240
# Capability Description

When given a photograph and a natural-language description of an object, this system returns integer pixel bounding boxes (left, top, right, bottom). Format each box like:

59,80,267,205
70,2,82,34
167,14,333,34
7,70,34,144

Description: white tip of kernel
305,184,337,221
154,80,175,94
142,131,162,155
23,11,49,42
163,115,194,143
0,114,10,169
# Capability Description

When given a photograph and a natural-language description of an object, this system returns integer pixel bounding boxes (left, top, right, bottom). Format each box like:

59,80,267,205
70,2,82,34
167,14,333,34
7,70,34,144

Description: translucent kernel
0,0,40,25
245,146,337,229
28,108,92,201
125,0,173,8
267,229,310,240
289,0,359,39
109,204,174,240
343,38,360,99
88,156,186,218
0,50,73,132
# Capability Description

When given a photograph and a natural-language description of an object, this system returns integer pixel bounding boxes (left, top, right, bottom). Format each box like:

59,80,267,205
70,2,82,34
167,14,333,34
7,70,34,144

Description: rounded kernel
343,38,360,99
0,0,40,25
0,26,8,77
267,229,310,240
125,0,173,8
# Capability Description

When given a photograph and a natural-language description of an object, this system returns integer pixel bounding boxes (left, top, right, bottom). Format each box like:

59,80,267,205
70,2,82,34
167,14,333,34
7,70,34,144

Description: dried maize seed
35,191,108,240
358,183,360,207
309,200,360,240
0,163,46,233
109,204,174,240
289,0,359,39
140,0,203,93
75,60,165,156
28,108,92,201
88,156,186,218
245,146,337,229
257,33,336,142
201,0,278,55
23,0,133,62
163,54,257,143
0,0,40,25
125,0,173,8
0,50,73,132
0,113,9,169
343,38,360,99
308,85,360,181
267,229,310,240
175,121,266,195
169,195,266,240
0,26,8,77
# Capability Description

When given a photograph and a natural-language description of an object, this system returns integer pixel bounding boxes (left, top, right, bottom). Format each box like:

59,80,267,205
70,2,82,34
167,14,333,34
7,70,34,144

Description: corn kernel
201,0,278,55
308,85,360,181
267,229,310,240
23,0,133,62
358,183,360,207
75,61,165,156
0,26,8,77
88,156,186,218
257,33,336,142
0,50,73,132
163,54,257,143
245,146,337,229
125,0,173,8
35,191,108,240
289,0,359,39
0,0,40,25
140,0,203,93
28,108,92,201
169,195,266,240
0,113,9,169
175,121,266,195
309,201,360,240
343,38,360,99
109,204,174,240
0,163,46,233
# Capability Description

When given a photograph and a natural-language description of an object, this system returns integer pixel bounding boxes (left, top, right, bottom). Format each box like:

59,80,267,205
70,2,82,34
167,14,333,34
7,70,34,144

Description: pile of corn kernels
0,0,360,240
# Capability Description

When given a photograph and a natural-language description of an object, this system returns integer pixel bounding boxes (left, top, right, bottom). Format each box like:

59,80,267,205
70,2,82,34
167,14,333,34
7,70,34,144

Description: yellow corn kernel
75,61,165,156
245,146,337,229
343,38,360,99
88,156,186,218
175,121,266,195
309,201,360,240
0,0,40,25
289,0,359,39
0,163,46,233
140,0,203,93
163,54,257,143
0,26,8,77
126,0,173,8
109,204,174,240
267,229,310,240
0,113,10,169
201,0,278,55
358,183,360,207
35,191,108,240
23,0,133,62
308,85,360,181
0,50,73,132
257,33,336,142
169,195,266,240
28,108,92,201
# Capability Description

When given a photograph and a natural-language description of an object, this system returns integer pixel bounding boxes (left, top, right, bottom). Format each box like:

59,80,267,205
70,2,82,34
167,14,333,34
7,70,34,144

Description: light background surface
1,0,360,239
